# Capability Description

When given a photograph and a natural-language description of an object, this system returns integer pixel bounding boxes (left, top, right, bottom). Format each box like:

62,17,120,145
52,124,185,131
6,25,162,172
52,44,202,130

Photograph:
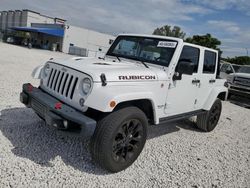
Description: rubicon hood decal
118,75,156,80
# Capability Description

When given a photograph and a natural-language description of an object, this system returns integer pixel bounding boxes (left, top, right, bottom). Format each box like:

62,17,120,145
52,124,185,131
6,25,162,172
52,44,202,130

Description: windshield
106,36,178,67
232,65,241,72
238,66,250,74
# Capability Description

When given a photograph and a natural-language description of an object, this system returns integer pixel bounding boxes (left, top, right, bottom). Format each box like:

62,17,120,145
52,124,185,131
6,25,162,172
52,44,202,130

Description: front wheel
196,99,222,132
90,107,148,172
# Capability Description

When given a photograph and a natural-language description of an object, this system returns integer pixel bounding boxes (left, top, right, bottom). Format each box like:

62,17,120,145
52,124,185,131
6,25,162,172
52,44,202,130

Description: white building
0,9,115,57
63,25,114,57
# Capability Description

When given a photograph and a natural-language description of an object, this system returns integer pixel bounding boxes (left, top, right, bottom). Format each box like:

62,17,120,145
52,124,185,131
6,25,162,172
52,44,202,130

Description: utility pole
245,48,249,57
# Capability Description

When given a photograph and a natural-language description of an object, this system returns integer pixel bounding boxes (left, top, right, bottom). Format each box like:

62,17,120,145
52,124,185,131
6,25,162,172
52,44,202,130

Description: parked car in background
220,62,241,79
223,64,250,99
6,37,15,44
6,36,25,45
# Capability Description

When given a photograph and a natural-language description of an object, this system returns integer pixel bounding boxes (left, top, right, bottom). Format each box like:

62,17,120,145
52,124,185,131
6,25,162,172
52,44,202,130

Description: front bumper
20,83,96,129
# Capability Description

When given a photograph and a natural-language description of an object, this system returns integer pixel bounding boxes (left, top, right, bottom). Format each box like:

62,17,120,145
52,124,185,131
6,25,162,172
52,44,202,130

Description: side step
159,110,206,124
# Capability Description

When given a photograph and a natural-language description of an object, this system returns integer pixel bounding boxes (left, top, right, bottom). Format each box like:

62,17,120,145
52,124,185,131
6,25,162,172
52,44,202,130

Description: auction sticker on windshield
157,41,177,48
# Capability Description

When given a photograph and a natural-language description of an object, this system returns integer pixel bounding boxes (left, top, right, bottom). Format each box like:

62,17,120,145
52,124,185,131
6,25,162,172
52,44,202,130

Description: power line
245,48,249,57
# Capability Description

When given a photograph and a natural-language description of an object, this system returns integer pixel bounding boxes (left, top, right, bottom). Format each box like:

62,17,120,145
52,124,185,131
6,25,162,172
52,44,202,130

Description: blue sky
1,0,250,57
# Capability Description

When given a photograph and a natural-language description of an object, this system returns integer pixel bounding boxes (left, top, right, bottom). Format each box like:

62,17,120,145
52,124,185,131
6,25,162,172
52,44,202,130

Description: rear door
195,49,218,109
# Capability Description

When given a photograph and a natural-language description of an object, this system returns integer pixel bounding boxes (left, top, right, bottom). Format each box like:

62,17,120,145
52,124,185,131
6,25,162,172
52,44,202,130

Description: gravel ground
0,42,249,187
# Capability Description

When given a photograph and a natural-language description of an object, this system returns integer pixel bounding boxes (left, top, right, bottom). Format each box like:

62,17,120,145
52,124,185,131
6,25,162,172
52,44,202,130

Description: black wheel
90,107,148,172
197,99,222,132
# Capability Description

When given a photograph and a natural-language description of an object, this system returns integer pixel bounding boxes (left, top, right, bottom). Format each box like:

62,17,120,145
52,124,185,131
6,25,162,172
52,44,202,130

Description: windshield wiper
98,56,105,60
142,61,149,68
110,54,149,68
137,59,149,68
115,55,121,62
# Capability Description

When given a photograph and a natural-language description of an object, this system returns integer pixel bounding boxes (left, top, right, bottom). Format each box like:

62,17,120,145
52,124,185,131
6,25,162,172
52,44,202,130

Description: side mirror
225,69,233,74
173,59,195,81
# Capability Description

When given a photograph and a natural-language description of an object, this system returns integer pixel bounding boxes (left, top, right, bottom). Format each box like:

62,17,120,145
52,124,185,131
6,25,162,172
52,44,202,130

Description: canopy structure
11,26,64,37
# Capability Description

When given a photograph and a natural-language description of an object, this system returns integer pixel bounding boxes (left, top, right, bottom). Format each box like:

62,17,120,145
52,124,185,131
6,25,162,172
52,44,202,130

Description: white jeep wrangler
20,34,228,172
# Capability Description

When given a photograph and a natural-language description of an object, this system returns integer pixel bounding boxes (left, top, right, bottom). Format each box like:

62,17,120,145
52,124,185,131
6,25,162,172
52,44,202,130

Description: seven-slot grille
46,68,79,99
234,76,250,87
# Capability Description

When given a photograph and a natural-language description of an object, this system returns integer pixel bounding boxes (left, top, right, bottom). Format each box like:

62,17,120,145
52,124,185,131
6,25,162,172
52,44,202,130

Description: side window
226,65,233,74
220,64,228,72
203,50,217,74
179,46,200,73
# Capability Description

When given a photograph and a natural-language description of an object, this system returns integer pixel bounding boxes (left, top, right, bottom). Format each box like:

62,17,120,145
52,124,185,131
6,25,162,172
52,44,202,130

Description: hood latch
100,73,107,86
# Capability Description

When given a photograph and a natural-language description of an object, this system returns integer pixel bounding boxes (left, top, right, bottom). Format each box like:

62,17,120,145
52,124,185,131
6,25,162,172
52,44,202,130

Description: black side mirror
225,69,233,74
173,59,195,81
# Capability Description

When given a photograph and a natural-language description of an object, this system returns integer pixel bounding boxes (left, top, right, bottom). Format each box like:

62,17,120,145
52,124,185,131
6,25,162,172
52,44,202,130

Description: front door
164,45,201,116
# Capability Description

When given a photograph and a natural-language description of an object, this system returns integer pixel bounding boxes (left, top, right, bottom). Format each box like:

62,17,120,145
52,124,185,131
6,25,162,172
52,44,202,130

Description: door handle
192,79,200,84
209,79,216,83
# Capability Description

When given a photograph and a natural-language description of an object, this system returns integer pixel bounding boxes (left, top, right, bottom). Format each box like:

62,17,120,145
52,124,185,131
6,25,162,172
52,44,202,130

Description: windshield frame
106,35,178,67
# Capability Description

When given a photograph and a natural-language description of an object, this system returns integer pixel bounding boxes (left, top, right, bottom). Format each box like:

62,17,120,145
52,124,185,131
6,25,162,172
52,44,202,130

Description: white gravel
0,42,249,187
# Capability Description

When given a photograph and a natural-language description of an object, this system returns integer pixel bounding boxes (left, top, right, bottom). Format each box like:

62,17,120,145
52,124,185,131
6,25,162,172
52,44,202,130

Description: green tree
222,56,250,65
153,25,186,39
185,33,221,51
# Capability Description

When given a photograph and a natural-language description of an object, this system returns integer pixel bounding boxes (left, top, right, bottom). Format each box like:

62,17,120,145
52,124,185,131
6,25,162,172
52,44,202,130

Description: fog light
79,98,85,107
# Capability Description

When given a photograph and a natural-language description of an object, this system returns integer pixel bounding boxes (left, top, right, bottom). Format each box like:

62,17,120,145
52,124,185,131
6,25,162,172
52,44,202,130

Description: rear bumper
20,83,96,129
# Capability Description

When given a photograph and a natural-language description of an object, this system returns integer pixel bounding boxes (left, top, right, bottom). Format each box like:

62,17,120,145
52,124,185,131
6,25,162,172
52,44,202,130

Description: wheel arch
114,99,156,124
217,91,227,101
203,86,228,110
32,65,43,79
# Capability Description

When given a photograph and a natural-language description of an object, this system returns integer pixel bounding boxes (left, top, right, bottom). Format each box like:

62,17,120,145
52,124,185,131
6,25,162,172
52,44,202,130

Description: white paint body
35,34,227,124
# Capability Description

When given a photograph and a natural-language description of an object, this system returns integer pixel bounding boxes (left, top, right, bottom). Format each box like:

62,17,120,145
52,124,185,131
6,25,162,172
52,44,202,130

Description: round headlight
44,64,50,77
82,78,91,94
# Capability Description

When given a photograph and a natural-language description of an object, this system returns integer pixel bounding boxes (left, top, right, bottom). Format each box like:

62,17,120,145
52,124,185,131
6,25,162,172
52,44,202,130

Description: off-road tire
90,107,148,172
196,99,222,132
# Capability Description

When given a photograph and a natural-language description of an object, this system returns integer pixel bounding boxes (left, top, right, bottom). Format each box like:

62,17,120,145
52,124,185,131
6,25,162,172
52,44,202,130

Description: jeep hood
51,57,168,82
230,73,250,79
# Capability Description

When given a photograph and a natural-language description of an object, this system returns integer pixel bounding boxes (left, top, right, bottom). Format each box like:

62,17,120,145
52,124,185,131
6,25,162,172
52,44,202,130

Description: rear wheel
197,99,222,132
90,107,148,172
